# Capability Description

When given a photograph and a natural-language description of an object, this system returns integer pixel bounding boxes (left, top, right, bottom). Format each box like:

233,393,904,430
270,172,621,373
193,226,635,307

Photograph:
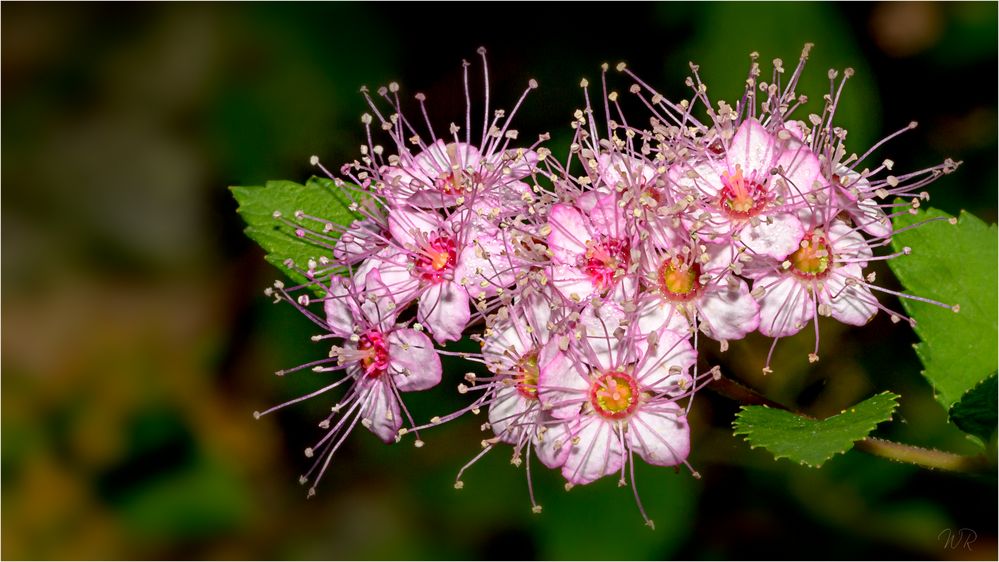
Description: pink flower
750,214,879,343
636,240,760,342
825,166,893,238
333,217,390,265
538,302,698,485
534,302,704,525
597,153,686,251
381,139,538,213
258,269,442,496
546,193,636,303
356,205,522,343
669,118,820,260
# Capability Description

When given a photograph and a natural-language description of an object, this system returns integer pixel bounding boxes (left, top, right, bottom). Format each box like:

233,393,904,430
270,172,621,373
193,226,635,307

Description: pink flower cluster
258,46,958,525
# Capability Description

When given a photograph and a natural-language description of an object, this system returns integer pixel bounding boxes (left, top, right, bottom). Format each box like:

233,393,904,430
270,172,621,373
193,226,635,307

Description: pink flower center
789,232,832,280
658,258,702,301
357,331,390,378
580,238,630,291
719,167,769,219
434,170,483,195
415,235,457,282
589,371,640,419
514,352,540,400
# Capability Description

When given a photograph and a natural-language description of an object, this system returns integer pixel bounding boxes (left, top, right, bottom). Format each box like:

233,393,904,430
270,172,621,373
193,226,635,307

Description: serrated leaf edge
731,392,900,468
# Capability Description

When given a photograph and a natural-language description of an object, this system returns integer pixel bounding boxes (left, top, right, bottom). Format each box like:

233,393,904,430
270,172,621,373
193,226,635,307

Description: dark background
3,2,996,559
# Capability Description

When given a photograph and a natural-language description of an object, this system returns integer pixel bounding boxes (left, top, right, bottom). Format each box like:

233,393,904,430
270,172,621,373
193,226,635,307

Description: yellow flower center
589,372,639,419
515,353,540,399
789,232,831,279
658,258,701,301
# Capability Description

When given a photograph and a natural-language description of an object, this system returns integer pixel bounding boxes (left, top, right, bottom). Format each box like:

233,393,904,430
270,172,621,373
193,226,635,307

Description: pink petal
534,417,572,469
740,213,805,260
669,159,727,198
698,278,760,341
354,251,421,306
417,281,470,343
547,204,591,263
361,269,397,329
635,298,691,336
782,120,808,143
728,118,776,175
576,190,609,213
360,381,402,444
627,405,690,467
324,279,359,336
381,164,429,199
411,139,450,177
482,323,530,365
634,328,697,394
775,145,821,202
387,328,442,391
455,228,517,298
491,148,539,179
561,418,624,485
538,350,589,420
550,264,597,303
756,274,815,337
488,387,535,444
521,289,554,343
828,220,874,266
334,218,385,264
388,207,440,248
821,267,878,326
589,193,626,239
598,153,656,189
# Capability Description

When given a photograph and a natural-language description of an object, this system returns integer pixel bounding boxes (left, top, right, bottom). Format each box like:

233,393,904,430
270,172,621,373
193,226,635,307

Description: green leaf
889,207,998,409
732,392,900,467
230,176,360,285
948,373,997,444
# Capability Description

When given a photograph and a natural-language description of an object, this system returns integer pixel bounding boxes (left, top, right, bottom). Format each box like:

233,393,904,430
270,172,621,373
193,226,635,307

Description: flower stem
853,437,989,472
707,375,991,474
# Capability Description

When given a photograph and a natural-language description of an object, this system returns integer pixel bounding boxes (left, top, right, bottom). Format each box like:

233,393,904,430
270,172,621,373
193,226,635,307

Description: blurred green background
2,2,996,560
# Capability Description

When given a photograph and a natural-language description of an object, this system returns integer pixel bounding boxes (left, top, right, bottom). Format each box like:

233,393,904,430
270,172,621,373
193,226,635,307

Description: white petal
534,417,572,469
822,268,878,326
697,278,760,341
561,418,624,485
627,405,690,467
756,274,815,337
488,386,535,444
740,214,805,260
537,351,589,420
728,118,776,175
634,328,697,394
